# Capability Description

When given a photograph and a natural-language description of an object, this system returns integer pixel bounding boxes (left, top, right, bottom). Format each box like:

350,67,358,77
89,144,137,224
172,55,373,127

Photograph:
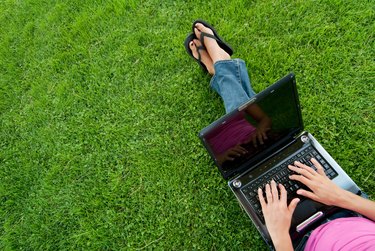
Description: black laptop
198,73,362,249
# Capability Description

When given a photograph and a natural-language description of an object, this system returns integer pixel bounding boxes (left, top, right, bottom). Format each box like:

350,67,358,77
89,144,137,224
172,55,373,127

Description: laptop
198,73,363,250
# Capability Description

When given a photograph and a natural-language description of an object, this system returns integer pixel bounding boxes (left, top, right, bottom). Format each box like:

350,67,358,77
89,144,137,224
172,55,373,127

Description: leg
188,38,215,75
210,59,256,113
193,23,256,113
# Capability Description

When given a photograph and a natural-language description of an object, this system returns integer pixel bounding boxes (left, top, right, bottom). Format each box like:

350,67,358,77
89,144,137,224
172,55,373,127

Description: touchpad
291,199,324,227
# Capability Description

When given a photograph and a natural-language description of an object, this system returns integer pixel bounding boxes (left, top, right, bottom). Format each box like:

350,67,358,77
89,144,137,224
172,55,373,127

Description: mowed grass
0,0,374,250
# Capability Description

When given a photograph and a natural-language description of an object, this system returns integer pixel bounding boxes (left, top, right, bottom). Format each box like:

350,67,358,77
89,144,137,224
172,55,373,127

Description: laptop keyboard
240,146,338,224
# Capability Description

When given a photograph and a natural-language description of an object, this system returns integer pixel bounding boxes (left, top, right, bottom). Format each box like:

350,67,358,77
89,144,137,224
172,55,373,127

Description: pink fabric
207,113,256,155
304,217,375,251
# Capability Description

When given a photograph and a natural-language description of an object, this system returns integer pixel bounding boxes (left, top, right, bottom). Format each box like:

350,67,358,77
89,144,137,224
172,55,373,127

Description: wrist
271,232,293,251
335,189,359,210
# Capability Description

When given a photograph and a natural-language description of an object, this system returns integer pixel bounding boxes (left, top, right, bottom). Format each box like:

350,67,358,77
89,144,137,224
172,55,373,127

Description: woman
184,20,375,250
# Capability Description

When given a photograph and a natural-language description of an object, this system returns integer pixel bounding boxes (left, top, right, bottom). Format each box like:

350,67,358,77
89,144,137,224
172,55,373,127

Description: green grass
0,0,374,250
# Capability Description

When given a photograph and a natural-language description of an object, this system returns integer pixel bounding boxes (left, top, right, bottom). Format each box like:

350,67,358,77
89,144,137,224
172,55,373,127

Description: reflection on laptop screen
203,78,302,173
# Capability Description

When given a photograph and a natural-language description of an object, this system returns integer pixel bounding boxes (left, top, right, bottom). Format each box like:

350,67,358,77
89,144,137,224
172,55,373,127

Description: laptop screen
200,74,303,179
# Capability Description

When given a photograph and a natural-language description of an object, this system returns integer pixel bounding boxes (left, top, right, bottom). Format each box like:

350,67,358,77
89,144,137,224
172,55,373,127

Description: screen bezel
199,73,304,180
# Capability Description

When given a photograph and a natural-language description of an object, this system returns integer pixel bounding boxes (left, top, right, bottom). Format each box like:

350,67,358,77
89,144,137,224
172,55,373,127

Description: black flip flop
184,33,208,73
192,19,234,56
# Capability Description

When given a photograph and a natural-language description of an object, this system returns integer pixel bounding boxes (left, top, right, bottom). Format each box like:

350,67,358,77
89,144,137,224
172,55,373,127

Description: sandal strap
196,45,205,62
200,31,219,47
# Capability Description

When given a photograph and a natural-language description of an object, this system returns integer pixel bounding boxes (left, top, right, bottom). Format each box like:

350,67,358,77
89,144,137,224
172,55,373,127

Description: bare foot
189,38,215,75
194,23,231,63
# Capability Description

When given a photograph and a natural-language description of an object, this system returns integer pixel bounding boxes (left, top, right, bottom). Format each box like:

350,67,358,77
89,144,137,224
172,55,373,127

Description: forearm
272,233,294,251
336,190,375,221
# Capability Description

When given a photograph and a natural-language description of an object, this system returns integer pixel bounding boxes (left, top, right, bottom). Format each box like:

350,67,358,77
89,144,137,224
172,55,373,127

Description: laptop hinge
231,133,306,181
295,130,307,139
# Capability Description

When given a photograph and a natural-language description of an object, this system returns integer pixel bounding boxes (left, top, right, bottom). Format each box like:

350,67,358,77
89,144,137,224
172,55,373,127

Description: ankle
211,51,231,64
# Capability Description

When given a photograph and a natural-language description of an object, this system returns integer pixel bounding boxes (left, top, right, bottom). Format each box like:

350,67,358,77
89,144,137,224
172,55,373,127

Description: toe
188,37,214,75
189,40,195,51
189,40,199,60
194,27,201,40
194,23,205,31
193,38,202,48
194,23,213,35
194,23,214,44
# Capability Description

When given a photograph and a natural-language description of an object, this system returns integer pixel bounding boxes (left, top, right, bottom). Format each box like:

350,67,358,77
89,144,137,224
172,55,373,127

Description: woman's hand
258,180,299,250
288,158,345,206
289,158,375,221
216,145,248,165
250,126,270,147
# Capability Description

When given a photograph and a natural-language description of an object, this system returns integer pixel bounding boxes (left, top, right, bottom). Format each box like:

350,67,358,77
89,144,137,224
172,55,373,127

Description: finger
262,131,268,140
228,149,242,156
265,184,272,203
279,184,287,204
257,133,264,145
311,158,326,176
234,145,248,154
294,161,317,176
294,161,317,174
288,164,314,179
270,180,278,201
288,198,300,214
296,189,320,202
252,135,258,148
258,188,266,209
289,174,314,188
224,153,235,161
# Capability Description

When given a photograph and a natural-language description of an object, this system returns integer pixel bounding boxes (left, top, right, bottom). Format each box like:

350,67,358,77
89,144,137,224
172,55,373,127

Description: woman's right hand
288,158,345,206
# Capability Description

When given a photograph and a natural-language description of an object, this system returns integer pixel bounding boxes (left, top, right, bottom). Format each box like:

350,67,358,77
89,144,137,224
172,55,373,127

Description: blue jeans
210,59,256,113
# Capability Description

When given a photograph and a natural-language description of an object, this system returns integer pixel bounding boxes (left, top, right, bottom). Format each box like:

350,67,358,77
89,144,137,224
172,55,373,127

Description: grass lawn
0,0,374,250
